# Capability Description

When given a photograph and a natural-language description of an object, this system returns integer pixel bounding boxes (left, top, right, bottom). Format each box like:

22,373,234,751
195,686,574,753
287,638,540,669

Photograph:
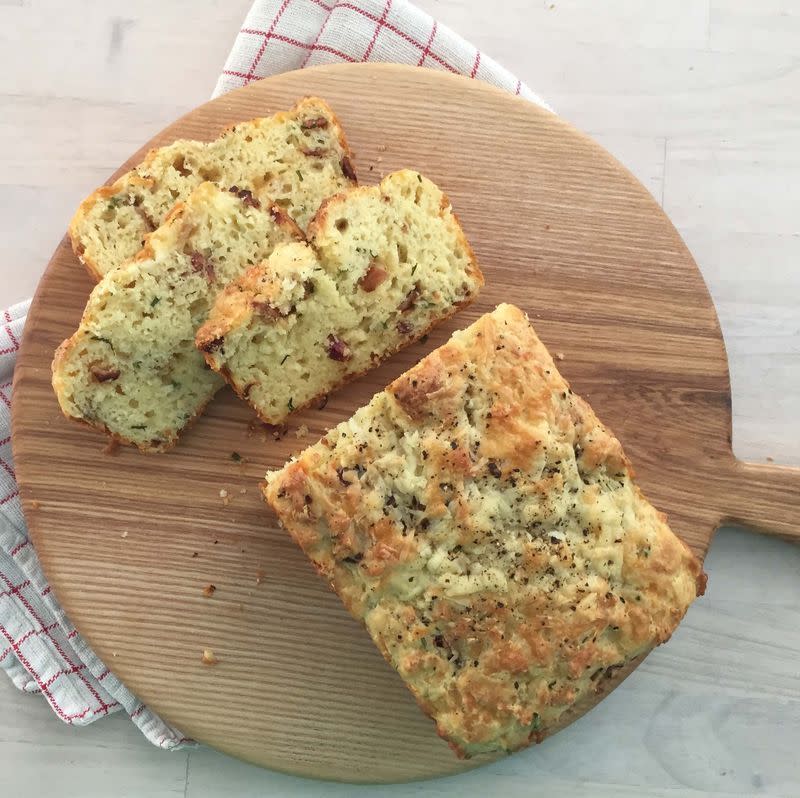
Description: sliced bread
52,182,304,452
69,97,356,280
195,170,484,424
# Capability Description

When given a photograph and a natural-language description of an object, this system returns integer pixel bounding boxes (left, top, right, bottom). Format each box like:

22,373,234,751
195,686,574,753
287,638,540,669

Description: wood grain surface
10,63,800,783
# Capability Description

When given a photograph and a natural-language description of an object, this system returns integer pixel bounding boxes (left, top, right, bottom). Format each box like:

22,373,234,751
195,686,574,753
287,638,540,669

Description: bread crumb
219,489,228,498
377,144,387,152
30,500,40,510
201,649,219,665
269,423,289,441
250,418,289,441
766,456,774,463
239,487,247,494
295,424,309,439
255,569,266,585
112,651,118,657
555,352,565,361
202,584,216,597
191,551,198,558
121,530,128,539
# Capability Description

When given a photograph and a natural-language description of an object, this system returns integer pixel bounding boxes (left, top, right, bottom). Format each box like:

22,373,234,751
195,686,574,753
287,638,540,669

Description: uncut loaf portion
69,97,356,280
195,170,483,424
52,182,304,452
264,303,706,758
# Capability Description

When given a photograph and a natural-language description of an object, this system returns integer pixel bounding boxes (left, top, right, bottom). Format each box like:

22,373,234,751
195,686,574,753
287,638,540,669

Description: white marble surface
1,1,798,795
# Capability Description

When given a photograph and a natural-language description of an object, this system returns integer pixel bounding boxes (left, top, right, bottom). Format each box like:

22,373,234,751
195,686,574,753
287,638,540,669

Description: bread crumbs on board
201,649,219,665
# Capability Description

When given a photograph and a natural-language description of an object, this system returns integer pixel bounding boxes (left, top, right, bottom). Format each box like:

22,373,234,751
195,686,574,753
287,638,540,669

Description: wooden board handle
718,460,800,542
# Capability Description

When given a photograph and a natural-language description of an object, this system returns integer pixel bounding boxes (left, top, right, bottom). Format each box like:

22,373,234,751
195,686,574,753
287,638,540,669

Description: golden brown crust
264,304,705,757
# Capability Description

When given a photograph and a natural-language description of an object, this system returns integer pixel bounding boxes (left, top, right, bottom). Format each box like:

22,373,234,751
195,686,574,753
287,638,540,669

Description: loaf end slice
195,170,483,424
264,303,706,757
69,97,355,280
53,182,303,452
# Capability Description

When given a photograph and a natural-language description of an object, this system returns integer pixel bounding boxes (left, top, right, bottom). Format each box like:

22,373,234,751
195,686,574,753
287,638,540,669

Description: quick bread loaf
195,170,483,424
264,304,706,757
53,182,303,452
69,97,356,280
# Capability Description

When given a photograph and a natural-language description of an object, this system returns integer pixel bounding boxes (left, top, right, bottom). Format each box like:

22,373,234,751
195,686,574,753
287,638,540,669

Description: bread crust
264,304,706,757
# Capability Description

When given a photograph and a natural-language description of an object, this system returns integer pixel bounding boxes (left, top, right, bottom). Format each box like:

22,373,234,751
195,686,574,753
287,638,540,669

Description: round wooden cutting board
12,63,800,783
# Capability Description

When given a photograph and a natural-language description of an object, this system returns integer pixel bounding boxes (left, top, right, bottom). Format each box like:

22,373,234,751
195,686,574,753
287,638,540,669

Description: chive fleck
296,169,304,182
280,354,290,365
288,397,295,411
150,296,161,307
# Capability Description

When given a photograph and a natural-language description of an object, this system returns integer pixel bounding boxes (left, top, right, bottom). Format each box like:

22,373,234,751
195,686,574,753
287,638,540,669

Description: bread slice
264,304,706,758
195,170,483,424
52,182,304,452
69,97,355,280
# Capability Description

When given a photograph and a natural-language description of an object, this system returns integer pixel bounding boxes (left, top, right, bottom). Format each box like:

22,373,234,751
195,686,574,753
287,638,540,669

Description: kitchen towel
0,0,546,748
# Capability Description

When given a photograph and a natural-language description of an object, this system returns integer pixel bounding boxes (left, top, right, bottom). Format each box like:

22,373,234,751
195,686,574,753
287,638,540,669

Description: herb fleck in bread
195,170,483,424
264,304,706,757
52,182,303,452
69,97,355,280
